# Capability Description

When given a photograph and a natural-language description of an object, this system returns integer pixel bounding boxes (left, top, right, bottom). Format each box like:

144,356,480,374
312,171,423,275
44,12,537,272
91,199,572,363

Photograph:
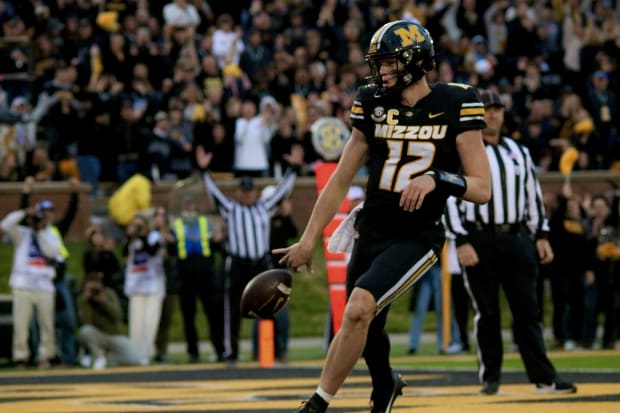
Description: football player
274,20,491,413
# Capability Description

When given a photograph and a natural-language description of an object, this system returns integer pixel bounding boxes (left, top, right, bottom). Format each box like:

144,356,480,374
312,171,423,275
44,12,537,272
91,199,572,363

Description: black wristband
424,168,467,197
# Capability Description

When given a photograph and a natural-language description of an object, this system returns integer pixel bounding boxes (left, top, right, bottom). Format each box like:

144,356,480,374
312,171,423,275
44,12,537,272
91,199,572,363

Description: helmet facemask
367,48,430,97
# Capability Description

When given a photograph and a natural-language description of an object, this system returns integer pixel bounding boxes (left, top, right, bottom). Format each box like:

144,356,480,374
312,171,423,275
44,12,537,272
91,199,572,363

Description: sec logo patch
311,117,350,161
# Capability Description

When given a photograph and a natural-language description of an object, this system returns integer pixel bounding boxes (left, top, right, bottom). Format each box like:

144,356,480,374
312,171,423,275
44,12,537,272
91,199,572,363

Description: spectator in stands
464,36,498,85
455,0,486,40
77,272,141,370
127,62,160,119
146,110,173,182
196,54,224,107
163,0,201,32
211,13,244,70
561,0,588,97
3,0,620,185
169,106,194,144
168,108,194,179
269,115,298,178
1,201,61,369
24,144,57,182
584,71,618,168
0,152,20,181
83,70,125,183
0,94,51,172
239,28,272,84
505,0,540,64
122,213,166,365
101,32,133,86
483,0,508,58
0,14,31,101
43,88,80,161
233,96,279,177
194,121,234,174
114,99,148,184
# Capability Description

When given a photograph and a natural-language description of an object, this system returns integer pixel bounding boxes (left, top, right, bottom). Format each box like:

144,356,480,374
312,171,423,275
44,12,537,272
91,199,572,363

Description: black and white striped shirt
203,170,297,260
444,136,549,239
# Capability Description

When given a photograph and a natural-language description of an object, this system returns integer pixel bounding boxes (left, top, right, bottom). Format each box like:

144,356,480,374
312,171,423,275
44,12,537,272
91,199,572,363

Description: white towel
327,202,364,254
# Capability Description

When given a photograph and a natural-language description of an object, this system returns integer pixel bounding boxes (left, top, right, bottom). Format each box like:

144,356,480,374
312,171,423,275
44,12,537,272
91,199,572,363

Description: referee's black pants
463,226,557,385
177,255,225,361
225,255,272,361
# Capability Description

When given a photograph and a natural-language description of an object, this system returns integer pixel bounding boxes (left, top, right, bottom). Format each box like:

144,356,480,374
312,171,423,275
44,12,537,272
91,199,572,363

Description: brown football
241,269,293,319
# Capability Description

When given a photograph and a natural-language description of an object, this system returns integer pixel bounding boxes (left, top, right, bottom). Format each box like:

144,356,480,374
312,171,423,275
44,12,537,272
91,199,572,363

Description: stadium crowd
0,0,619,369
0,0,619,187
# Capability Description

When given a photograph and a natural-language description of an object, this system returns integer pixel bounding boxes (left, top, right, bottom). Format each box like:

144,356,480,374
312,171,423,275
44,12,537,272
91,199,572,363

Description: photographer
77,272,141,369
20,176,81,366
122,213,166,365
1,204,61,369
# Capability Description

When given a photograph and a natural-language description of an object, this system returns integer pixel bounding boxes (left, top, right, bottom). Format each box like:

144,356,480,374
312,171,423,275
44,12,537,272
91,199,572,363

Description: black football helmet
365,20,436,96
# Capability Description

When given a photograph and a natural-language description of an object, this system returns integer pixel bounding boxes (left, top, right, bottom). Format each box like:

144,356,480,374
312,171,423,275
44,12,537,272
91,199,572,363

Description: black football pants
463,228,557,385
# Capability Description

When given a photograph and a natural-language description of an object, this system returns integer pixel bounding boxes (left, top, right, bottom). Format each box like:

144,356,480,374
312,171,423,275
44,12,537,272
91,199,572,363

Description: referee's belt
232,255,270,265
465,221,523,234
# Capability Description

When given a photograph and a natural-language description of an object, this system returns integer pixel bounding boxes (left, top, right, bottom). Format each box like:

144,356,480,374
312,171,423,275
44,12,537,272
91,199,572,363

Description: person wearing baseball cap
195,144,303,364
171,190,226,364
478,89,505,109
19,176,83,367
36,199,55,213
1,193,63,369
445,89,577,395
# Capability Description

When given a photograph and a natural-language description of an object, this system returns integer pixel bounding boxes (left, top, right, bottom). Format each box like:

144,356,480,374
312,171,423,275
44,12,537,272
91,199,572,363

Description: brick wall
0,172,618,242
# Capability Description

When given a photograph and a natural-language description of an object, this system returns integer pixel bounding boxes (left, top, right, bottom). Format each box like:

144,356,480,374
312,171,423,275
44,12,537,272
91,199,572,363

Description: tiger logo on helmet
365,20,436,97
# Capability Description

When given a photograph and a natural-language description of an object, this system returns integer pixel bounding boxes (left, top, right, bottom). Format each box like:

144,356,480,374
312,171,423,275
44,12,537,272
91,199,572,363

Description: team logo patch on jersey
311,117,350,161
371,106,387,122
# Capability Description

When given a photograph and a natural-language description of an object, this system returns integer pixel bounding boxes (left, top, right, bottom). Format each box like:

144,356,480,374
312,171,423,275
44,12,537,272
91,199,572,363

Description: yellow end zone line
0,381,618,413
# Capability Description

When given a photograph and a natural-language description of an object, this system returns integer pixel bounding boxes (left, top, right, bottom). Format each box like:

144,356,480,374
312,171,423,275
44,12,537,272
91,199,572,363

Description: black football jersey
350,82,486,236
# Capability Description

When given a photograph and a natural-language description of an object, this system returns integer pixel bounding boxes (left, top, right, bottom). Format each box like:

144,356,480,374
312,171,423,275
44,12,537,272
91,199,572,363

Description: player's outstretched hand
399,174,436,212
273,241,313,273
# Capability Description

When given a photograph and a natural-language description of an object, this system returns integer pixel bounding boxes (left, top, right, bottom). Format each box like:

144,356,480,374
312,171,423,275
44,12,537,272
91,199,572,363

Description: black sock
309,393,329,411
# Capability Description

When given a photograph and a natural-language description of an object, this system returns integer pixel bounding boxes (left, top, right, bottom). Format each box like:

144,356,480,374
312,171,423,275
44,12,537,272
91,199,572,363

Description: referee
444,89,576,395
196,146,302,363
